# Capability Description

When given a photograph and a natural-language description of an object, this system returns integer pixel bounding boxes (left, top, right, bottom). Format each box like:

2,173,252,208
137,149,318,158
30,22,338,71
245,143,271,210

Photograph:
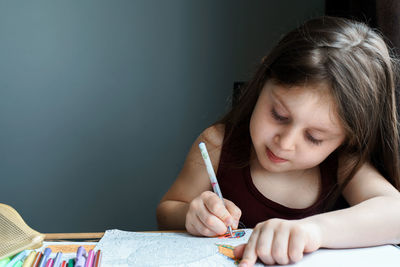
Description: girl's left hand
234,218,322,266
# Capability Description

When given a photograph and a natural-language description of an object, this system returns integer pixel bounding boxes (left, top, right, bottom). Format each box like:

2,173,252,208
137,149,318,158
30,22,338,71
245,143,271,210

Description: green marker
68,259,75,267
0,258,10,267
4,250,28,267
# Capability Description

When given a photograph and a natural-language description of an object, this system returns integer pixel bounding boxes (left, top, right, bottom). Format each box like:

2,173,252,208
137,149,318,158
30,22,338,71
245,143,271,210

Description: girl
157,16,400,266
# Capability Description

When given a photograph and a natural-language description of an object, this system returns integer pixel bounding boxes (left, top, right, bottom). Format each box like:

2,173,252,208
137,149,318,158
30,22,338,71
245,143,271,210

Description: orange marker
94,250,102,267
32,252,43,267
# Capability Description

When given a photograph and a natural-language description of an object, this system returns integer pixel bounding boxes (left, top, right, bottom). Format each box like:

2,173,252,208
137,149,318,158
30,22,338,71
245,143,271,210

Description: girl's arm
156,124,241,232
309,161,400,247
235,162,400,266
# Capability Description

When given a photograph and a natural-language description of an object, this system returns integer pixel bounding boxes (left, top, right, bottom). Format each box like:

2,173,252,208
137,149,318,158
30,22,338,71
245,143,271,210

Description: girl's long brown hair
216,16,400,209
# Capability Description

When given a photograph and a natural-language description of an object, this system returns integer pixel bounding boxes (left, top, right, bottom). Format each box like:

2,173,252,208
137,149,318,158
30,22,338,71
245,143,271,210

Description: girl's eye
270,108,288,122
306,132,322,145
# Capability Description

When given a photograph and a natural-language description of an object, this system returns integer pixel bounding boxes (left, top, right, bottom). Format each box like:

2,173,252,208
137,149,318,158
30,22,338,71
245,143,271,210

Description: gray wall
0,1,324,233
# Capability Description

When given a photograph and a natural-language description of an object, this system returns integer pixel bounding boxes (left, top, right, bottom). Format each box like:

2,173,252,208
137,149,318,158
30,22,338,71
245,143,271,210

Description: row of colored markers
0,247,101,267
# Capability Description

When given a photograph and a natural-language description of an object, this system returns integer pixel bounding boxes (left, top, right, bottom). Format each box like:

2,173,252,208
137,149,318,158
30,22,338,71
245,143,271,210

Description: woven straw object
0,204,44,259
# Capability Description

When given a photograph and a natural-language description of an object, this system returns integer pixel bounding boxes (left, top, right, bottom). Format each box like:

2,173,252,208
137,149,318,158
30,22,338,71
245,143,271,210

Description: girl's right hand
185,191,242,236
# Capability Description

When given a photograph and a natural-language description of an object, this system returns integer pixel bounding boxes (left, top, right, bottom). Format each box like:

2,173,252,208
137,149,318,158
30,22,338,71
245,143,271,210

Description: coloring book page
96,229,255,267
95,229,400,267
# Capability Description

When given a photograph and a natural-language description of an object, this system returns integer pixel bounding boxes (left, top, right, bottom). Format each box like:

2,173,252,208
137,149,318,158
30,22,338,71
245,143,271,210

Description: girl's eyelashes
306,132,323,145
270,108,288,122
271,108,323,145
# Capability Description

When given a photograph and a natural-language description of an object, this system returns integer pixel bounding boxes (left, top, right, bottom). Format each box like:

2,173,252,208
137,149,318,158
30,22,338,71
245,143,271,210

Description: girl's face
249,80,346,173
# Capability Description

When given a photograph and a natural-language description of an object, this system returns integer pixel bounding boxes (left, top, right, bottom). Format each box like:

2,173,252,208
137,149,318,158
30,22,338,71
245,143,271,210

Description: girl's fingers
254,226,275,265
224,199,242,228
270,227,290,265
238,228,260,267
185,210,218,237
203,193,234,227
194,214,219,236
288,228,306,263
198,198,227,235
235,219,317,266
233,244,246,259
186,196,221,236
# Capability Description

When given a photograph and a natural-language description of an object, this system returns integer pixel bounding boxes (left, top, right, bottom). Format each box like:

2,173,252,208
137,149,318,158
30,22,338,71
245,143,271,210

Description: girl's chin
258,157,290,172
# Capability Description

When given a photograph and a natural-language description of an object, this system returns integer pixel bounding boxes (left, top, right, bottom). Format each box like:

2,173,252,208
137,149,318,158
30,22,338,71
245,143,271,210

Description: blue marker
53,252,63,267
37,248,51,267
75,246,87,267
5,250,28,267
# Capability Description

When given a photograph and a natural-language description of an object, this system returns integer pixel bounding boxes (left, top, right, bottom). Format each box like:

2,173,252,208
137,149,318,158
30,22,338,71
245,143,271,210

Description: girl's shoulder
197,124,226,170
199,123,225,149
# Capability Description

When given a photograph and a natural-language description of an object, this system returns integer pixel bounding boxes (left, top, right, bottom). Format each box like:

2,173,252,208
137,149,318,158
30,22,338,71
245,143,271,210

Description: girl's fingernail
239,262,248,267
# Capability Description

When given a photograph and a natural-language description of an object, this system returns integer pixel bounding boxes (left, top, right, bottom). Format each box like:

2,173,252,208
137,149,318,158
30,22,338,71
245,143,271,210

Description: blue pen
5,250,28,267
74,246,87,267
52,252,62,267
37,248,51,267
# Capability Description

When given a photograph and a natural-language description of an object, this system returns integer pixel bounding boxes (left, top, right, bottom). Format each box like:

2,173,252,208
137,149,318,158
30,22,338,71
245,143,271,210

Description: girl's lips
266,148,288,163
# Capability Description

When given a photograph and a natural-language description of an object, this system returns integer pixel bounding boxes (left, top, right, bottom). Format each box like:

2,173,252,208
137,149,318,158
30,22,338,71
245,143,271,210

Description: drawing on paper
218,230,246,239
95,228,400,267
96,229,256,267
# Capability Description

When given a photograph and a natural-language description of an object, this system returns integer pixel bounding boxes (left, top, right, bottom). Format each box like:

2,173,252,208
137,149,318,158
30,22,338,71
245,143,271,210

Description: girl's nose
274,128,297,151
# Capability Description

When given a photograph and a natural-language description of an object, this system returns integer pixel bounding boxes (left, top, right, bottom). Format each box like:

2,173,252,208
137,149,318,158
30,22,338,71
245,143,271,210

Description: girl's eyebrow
270,90,341,136
270,90,290,112
309,126,331,134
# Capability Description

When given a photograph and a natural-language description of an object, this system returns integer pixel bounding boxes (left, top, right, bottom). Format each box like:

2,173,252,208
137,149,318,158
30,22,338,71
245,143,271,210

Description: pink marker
45,258,54,267
85,250,95,267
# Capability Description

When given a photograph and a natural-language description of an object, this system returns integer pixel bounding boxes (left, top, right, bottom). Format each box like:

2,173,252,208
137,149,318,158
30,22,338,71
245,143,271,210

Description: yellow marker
22,251,36,267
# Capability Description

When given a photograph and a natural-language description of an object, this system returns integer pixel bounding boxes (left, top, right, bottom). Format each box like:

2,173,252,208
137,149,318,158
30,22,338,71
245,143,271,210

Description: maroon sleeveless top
216,129,347,228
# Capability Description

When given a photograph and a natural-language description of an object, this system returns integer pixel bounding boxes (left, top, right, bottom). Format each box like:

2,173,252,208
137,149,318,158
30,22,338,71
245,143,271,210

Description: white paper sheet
96,229,400,267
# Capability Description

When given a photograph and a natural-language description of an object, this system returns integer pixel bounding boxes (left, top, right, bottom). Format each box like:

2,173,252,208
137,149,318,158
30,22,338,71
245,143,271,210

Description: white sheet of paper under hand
95,229,400,267
95,229,253,267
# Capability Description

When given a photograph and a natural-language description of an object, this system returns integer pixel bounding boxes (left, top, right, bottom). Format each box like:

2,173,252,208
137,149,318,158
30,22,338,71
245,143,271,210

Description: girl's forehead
264,81,344,134
265,81,335,108
266,80,332,98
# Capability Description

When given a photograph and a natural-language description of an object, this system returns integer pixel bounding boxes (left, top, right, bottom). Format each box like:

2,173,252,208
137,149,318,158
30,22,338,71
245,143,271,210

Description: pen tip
228,226,233,237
